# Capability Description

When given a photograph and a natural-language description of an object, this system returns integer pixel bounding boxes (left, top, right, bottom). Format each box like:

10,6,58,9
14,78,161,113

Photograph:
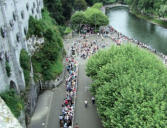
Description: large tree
44,0,65,24
62,0,75,21
70,4,109,31
86,44,167,128
70,11,86,32
74,0,87,11
85,7,109,28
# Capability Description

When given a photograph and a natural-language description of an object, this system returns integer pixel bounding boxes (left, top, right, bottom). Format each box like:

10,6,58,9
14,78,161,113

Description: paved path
29,90,54,128
46,82,66,128
30,35,112,128
29,81,66,128
74,61,103,128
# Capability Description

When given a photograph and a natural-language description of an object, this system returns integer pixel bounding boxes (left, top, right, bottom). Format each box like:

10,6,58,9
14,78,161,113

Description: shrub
0,89,24,118
29,9,64,81
64,27,72,35
5,62,11,77
92,3,103,9
20,49,31,86
27,16,44,38
86,44,167,128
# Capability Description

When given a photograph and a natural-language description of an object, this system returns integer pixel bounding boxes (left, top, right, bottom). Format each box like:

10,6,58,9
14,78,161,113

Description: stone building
0,0,43,93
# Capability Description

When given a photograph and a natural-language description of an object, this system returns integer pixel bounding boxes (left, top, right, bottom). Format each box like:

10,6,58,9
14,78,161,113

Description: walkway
29,82,66,128
74,61,103,128
30,34,112,128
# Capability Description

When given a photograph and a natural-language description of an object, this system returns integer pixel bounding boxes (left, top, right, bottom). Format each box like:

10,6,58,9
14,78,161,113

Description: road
29,35,108,128
73,60,103,128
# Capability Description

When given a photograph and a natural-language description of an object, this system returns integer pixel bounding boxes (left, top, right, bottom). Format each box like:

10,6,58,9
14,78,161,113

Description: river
107,6,167,55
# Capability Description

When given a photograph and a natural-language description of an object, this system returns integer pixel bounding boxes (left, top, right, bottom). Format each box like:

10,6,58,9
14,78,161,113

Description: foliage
70,3,109,31
20,49,31,87
5,62,11,77
74,0,87,11
0,89,24,118
61,0,75,21
88,0,116,5
44,0,75,24
133,12,167,28
64,27,72,35
85,0,93,5
58,25,66,36
86,0,167,18
71,11,87,30
27,16,44,38
125,0,167,18
92,3,103,9
30,9,64,81
86,44,167,127
44,0,65,24
85,7,109,27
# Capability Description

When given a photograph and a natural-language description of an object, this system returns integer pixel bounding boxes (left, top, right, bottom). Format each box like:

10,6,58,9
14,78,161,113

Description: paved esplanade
30,34,112,128
74,60,103,128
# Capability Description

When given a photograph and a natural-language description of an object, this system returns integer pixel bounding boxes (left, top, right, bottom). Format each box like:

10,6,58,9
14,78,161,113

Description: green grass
0,90,24,118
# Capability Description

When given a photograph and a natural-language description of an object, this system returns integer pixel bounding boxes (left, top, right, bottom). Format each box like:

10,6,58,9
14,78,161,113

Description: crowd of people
60,24,167,128
59,57,78,128
70,36,109,60
103,26,167,64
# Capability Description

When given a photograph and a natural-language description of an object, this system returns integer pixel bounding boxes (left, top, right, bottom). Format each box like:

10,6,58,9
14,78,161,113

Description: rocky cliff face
0,0,43,93
0,0,43,127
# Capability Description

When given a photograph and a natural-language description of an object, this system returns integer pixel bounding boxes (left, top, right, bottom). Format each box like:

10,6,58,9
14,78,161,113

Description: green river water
107,7,167,55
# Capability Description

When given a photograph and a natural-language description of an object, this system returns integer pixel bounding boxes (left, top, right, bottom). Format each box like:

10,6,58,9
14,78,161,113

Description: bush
92,3,103,9
0,89,24,118
74,0,87,11
64,27,72,35
86,44,167,128
30,9,64,81
5,62,11,77
20,49,31,86
27,16,44,38
58,26,66,36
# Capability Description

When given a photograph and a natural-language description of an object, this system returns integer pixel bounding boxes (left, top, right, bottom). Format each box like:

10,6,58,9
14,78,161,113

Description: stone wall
0,0,43,93
0,0,43,127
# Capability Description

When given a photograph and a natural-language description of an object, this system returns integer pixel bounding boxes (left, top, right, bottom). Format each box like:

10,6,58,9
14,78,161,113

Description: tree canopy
85,0,167,18
44,0,75,24
85,7,109,27
28,9,64,81
71,11,86,26
86,44,167,128
125,0,167,17
74,0,87,11
70,3,109,31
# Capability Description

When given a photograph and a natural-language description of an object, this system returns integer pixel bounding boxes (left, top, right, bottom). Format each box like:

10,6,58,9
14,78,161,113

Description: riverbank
102,25,167,63
103,4,167,28
130,11,167,28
